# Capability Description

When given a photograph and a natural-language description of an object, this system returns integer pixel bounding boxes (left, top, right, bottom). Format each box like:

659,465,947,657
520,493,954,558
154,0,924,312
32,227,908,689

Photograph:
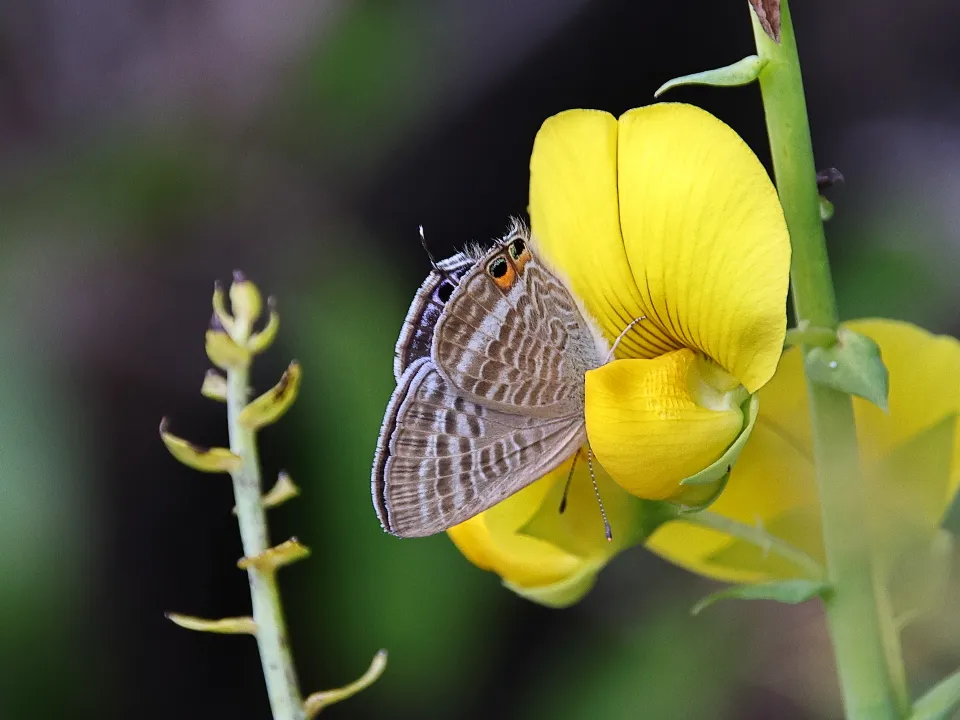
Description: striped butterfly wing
393,250,478,380
373,357,586,537
432,227,604,418
373,222,604,537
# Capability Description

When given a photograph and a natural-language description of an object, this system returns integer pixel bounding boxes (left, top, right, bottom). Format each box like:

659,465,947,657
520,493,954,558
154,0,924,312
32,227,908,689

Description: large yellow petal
617,104,791,391
647,319,960,583
585,349,744,498
446,474,581,588
528,109,673,359
848,319,960,493
646,418,820,583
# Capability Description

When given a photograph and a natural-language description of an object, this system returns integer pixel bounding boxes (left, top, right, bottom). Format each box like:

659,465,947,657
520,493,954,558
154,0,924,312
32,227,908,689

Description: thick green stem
227,362,305,720
751,2,902,718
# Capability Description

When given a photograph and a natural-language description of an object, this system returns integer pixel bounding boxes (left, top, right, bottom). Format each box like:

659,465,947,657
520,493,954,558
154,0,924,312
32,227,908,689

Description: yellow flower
447,103,790,605
448,450,660,608
529,103,790,499
648,319,960,586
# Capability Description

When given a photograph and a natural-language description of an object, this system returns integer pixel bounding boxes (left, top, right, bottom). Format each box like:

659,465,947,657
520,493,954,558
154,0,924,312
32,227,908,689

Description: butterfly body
393,249,484,381
374,222,607,538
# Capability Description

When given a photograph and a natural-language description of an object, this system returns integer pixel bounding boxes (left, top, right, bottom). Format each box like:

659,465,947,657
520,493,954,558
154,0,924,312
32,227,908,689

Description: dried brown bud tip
749,0,781,43
816,168,845,192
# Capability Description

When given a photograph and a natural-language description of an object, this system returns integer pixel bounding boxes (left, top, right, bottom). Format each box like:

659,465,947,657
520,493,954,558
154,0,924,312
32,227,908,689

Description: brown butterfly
373,221,613,538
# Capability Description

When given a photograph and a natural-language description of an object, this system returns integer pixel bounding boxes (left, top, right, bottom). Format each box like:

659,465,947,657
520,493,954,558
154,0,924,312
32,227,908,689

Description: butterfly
372,220,614,538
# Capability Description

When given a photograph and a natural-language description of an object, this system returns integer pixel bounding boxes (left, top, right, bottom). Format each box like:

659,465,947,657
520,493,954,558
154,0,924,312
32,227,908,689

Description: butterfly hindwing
373,358,586,537
393,251,478,380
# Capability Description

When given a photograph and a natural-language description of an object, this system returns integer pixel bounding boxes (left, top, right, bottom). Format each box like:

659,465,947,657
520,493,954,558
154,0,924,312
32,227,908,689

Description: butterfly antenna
604,315,647,363
558,447,581,514
418,225,455,284
587,444,613,542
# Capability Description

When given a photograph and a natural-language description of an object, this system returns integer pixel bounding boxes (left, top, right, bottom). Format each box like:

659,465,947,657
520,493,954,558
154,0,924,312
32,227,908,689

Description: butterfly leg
557,447,581,514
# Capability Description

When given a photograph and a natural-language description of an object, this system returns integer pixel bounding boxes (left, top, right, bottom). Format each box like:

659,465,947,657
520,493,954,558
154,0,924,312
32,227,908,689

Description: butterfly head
485,224,533,292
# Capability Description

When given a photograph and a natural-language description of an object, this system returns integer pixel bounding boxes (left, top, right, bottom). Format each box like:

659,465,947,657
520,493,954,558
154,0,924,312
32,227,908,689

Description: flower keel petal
585,349,744,499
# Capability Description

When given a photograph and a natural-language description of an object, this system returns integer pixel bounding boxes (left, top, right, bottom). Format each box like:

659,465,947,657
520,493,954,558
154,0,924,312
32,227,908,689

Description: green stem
227,362,305,720
679,510,825,579
751,2,903,718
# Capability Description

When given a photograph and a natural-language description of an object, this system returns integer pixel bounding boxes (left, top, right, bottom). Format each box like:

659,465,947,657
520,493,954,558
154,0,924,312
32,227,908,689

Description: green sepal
248,298,280,355
206,328,251,370
675,393,759,513
502,558,604,609
691,579,832,616
910,667,960,720
654,55,767,98
159,418,241,473
805,326,890,410
238,361,302,430
304,650,389,718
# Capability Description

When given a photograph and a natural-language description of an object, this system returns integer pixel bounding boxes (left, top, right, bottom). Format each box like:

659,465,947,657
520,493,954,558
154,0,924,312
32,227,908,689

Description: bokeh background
2,1,960,718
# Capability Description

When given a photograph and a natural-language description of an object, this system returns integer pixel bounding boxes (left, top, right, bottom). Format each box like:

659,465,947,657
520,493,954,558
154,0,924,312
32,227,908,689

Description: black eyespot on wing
487,257,509,279
509,238,526,259
437,281,454,302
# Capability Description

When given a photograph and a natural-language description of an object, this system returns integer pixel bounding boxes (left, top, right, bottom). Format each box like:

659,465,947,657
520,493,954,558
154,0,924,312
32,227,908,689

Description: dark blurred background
2,1,960,718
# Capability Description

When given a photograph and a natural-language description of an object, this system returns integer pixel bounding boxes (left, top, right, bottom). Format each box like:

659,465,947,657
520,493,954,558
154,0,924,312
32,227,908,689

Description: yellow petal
617,104,790,391
585,349,744,499
447,473,582,588
646,418,820,583
446,449,637,602
528,110,671,359
646,319,960,583
503,556,605,609
848,320,960,489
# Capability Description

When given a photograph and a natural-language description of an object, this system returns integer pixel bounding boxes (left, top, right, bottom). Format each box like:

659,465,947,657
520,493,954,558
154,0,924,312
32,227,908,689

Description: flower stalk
751,2,903,717
161,273,385,719
226,352,305,720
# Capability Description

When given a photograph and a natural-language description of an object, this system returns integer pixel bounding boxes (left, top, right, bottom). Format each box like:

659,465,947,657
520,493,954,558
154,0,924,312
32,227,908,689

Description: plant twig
227,357,305,720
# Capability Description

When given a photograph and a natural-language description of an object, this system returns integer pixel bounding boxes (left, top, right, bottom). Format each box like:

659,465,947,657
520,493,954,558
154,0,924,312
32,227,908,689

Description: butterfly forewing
373,358,586,537
432,238,602,417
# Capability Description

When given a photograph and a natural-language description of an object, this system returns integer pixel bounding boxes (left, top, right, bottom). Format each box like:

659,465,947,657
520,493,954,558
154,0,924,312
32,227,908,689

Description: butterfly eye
437,282,454,302
488,257,510,279
508,238,526,260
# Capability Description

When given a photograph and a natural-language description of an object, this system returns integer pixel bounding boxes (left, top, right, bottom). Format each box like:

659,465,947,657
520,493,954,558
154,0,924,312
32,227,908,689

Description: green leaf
805,326,889,410
691,579,831,616
911,667,960,720
654,55,768,98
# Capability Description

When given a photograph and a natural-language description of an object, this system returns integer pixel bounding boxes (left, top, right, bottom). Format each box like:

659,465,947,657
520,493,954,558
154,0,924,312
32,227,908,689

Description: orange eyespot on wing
508,237,532,273
487,253,518,292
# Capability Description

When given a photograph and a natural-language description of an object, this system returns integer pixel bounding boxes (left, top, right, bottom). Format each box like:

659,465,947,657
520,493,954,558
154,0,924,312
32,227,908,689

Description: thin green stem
227,362,305,720
679,510,825,579
751,2,902,718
